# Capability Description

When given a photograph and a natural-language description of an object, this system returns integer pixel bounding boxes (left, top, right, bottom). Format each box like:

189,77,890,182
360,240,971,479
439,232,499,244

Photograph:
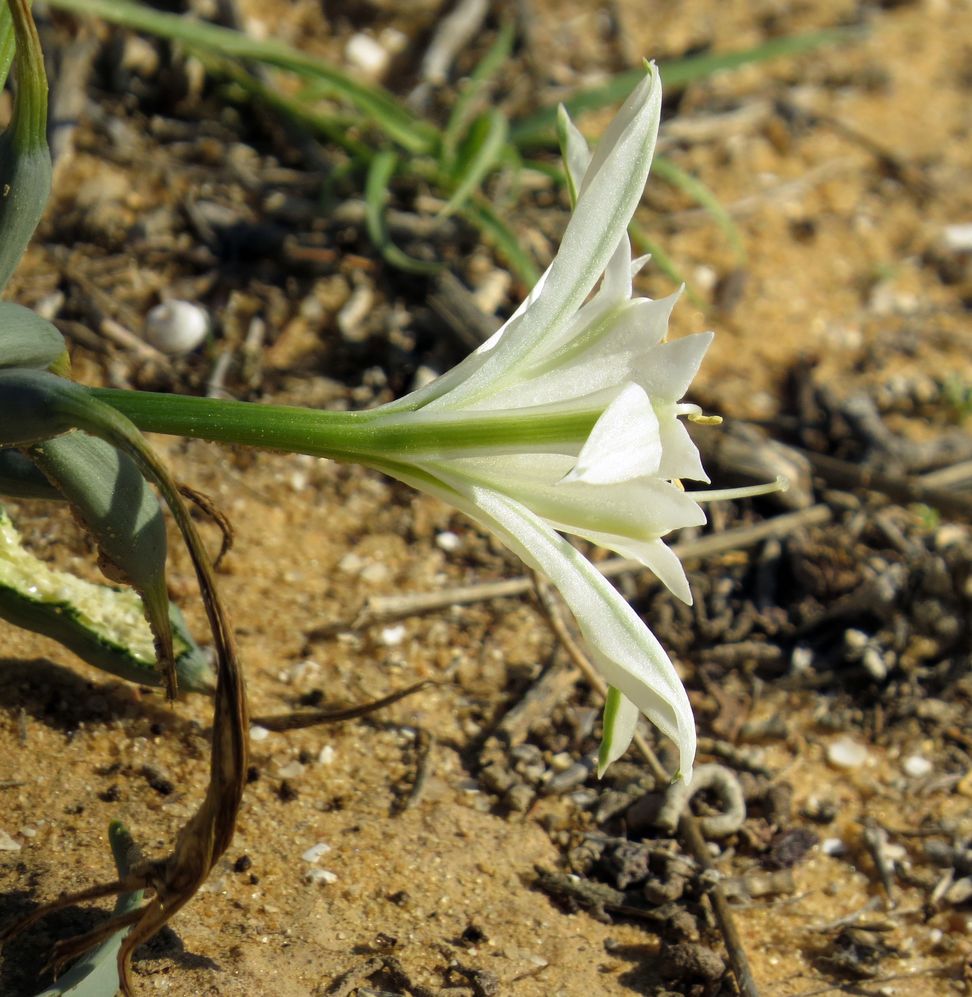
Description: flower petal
455,484,696,781
599,231,633,304
575,531,693,604
439,453,707,541
428,67,662,409
565,382,661,484
378,459,695,779
470,294,677,413
556,104,591,206
638,331,714,402
656,414,708,482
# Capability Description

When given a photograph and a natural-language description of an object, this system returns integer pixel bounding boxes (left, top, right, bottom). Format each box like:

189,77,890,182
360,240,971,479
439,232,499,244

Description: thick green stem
88,387,599,461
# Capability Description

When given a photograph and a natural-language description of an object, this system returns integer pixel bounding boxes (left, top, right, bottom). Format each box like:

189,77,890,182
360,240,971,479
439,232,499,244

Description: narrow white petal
461,295,670,413
598,688,640,776
557,104,591,205
442,453,708,539
519,292,675,389
386,473,695,779
378,268,555,415
599,233,633,304
580,63,659,197
464,486,696,781
656,415,708,482
638,331,714,401
577,532,694,604
427,67,662,409
565,383,660,483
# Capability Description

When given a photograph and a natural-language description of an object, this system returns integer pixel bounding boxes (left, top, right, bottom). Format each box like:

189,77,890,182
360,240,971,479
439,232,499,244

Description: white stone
826,736,868,769
360,562,390,585
0,830,21,851
380,624,406,646
304,867,338,885
903,754,932,778
942,223,972,253
144,300,209,354
301,842,333,863
435,531,461,553
345,33,389,77
338,552,365,575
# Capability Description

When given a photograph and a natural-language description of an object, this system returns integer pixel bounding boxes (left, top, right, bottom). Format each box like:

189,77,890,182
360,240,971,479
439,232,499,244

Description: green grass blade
509,28,855,148
651,154,746,263
443,19,515,170
198,50,371,159
365,151,441,275
46,0,437,154
439,108,508,219
459,197,538,287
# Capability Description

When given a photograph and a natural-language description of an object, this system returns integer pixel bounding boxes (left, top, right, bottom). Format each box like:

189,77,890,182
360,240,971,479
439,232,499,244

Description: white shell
144,300,209,354
345,33,389,77
903,754,932,778
826,736,869,769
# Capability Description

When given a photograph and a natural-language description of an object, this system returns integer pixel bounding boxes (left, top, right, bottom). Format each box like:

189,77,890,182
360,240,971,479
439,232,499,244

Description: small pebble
360,562,390,585
380,624,406,646
337,283,373,342
338,552,364,574
821,837,847,856
0,830,20,851
144,300,209,354
826,737,869,769
945,877,972,905
301,842,333,863
304,867,338,885
903,754,933,778
318,744,336,766
942,223,972,253
345,32,389,77
250,725,270,742
470,269,511,314
790,645,814,674
277,659,321,685
34,290,64,321
410,365,440,391
277,760,304,780
435,531,461,553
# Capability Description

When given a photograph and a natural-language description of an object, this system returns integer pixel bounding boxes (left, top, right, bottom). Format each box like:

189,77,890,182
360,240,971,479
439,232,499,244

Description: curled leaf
0,0,52,293
0,303,66,370
0,504,215,691
26,433,174,691
0,448,58,499
0,364,248,995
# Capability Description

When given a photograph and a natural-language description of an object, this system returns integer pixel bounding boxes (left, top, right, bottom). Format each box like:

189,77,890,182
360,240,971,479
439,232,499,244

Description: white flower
363,65,712,781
